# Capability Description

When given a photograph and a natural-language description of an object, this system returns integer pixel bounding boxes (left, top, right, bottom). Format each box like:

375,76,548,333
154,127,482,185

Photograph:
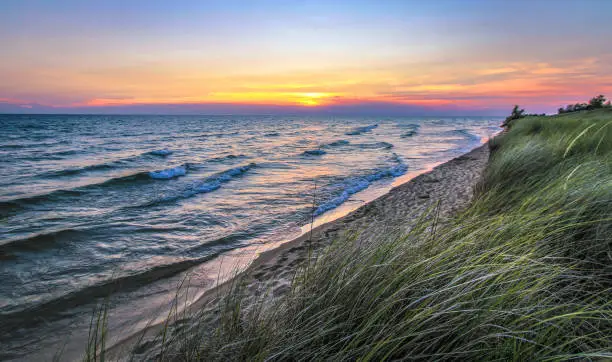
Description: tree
557,95,609,114
588,95,606,109
502,105,525,128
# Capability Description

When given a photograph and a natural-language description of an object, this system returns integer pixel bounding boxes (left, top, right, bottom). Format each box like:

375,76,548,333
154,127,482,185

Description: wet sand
108,144,490,360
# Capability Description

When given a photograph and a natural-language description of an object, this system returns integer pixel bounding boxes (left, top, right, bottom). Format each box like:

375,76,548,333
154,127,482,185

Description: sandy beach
244,144,490,297
107,143,490,360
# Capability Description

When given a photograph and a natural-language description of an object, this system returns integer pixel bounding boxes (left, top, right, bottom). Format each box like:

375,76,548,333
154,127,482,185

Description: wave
5,159,244,213
0,144,27,150
345,124,378,136
401,130,418,138
356,141,394,149
302,149,327,156
313,159,408,216
149,165,187,179
43,149,81,157
36,153,150,178
397,123,421,130
451,129,481,142
0,139,68,150
264,132,280,137
0,254,221,329
143,163,256,206
397,123,420,138
190,163,255,194
0,224,193,259
0,227,87,258
208,154,247,162
37,150,177,179
326,140,350,147
40,162,118,178
148,149,173,156
2,168,179,213
41,153,247,181
209,131,240,138
0,189,85,217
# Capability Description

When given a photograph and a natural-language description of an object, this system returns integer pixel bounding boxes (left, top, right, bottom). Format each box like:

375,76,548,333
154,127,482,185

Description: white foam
193,163,255,194
149,166,187,179
313,161,407,216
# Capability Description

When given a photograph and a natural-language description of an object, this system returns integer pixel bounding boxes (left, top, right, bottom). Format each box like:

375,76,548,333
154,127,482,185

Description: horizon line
0,112,506,118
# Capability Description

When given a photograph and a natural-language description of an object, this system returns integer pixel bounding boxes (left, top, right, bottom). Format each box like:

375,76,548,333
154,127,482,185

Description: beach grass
166,109,611,360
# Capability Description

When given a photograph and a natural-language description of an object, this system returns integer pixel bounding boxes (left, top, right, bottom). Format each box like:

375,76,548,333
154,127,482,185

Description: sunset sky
1,0,612,115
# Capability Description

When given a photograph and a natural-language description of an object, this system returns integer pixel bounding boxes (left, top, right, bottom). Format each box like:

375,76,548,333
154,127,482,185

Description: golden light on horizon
3,56,611,113
299,99,319,106
296,92,333,106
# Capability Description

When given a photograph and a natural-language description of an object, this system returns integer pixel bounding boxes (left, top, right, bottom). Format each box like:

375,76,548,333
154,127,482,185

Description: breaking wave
313,158,407,216
141,163,257,207
149,165,187,179
189,163,255,194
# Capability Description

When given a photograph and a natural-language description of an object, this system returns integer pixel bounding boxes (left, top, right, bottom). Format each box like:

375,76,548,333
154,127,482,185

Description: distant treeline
558,95,611,114
503,95,611,128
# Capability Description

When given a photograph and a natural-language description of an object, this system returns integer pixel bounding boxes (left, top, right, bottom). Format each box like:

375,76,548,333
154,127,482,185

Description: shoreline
106,142,491,360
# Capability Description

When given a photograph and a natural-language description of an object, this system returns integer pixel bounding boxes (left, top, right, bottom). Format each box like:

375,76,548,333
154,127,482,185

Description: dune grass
163,109,612,361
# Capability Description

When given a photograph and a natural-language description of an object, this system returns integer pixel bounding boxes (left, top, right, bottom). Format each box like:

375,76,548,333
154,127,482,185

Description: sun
299,98,320,106
296,92,331,106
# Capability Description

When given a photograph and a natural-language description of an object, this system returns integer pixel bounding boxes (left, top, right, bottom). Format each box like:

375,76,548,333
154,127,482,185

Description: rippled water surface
0,114,500,359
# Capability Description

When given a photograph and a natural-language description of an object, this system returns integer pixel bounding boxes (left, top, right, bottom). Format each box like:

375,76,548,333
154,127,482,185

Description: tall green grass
168,109,611,361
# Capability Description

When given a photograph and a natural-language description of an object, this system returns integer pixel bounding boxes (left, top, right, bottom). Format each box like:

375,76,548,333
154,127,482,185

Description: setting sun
297,92,333,106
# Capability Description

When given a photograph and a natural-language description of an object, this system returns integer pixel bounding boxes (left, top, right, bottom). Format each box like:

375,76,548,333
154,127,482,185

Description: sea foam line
161,163,256,201
313,158,407,216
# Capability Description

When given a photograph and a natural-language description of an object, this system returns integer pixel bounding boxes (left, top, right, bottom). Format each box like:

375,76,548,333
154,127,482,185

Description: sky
1,0,612,115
